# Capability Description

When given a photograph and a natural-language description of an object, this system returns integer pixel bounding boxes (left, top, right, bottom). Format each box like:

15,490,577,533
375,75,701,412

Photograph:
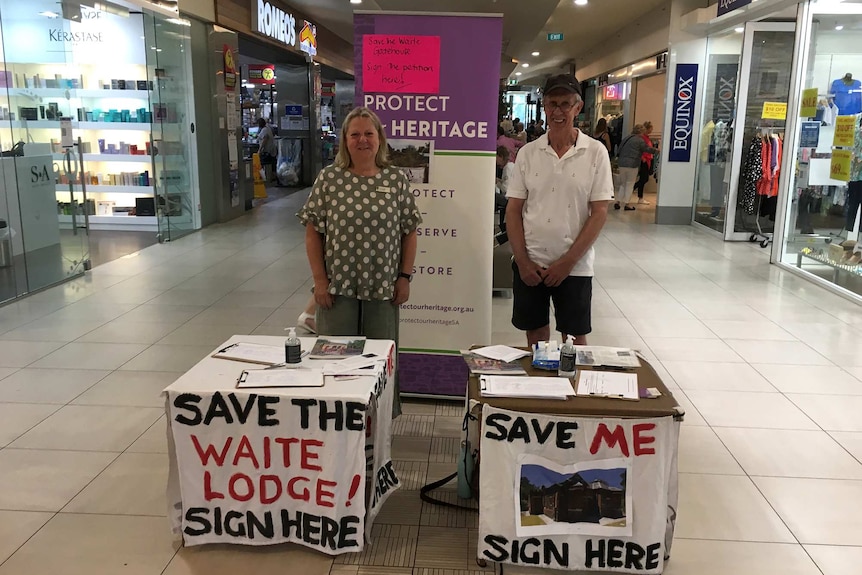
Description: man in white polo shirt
505,74,613,346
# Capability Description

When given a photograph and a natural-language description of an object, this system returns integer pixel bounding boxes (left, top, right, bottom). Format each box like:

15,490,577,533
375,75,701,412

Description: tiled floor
0,190,860,575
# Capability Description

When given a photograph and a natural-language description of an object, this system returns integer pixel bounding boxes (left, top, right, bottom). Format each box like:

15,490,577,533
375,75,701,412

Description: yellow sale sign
833,115,856,147
800,88,818,118
830,149,852,181
761,102,787,120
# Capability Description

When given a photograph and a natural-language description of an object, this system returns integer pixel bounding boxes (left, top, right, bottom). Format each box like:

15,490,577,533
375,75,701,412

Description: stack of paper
471,345,531,363
480,376,573,400
236,367,324,388
575,370,639,400
321,353,383,376
573,346,641,368
212,342,285,365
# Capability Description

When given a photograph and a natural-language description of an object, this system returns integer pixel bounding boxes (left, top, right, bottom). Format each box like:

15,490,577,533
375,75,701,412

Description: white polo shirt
506,132,613,277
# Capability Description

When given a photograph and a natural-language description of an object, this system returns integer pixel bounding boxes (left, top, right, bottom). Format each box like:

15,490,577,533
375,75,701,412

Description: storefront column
656,0,709,224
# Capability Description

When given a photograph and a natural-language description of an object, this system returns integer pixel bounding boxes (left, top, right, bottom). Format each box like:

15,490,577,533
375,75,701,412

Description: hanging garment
851,115,862,183
757,137,773,197
740,137,763,214
769,134,783,198
796,188,818,234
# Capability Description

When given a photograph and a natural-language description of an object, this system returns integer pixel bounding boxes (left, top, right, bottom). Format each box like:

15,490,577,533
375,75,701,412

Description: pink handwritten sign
362,35,441,94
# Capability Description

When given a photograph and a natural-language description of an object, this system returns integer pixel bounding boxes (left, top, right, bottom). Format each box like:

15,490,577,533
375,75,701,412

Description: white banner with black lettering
478,405,679,573
166,350,399,554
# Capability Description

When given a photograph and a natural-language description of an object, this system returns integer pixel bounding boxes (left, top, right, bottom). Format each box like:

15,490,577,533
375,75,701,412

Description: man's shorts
511,260,592,336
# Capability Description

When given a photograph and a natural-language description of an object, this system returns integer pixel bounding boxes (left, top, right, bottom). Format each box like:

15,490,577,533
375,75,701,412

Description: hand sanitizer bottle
558,335,576,378
285,327,302,365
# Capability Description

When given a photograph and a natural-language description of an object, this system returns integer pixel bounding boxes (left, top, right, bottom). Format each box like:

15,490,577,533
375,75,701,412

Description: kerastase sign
717,0,753,17
355,13,501,396
668,64,699,163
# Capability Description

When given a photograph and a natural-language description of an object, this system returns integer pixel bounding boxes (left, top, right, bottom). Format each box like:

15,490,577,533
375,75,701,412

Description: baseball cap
543,74,582,98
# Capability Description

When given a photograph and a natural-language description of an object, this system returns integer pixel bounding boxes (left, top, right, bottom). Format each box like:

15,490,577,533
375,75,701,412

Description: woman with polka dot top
298,107,422,415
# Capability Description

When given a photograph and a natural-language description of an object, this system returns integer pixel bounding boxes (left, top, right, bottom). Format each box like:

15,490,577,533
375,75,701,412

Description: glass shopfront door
0,0,98,302
144,10,199,242
692,22,797,241
692,31,743,233
726,23,797,242
777,1,862,298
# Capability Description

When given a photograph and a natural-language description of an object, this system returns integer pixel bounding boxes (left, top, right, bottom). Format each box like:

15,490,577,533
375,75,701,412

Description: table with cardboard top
466,349,683,574
162,335,400,556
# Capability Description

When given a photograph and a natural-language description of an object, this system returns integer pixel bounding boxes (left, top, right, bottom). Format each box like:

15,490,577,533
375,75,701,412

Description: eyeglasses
545,101,576,112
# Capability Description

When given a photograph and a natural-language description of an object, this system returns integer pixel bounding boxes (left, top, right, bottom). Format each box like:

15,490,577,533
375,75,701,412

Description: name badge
376,186,392,194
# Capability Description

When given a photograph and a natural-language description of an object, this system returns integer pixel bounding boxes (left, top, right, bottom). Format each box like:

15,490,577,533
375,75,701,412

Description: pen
218,343,239,354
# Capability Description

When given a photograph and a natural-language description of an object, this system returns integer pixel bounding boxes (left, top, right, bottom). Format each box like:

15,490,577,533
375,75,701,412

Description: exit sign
547,33,564,41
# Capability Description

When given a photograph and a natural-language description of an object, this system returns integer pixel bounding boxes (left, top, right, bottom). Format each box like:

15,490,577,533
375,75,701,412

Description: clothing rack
741,129,784,248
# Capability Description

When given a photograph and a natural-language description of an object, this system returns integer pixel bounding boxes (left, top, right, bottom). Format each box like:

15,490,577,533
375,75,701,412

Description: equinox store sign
252,0,297,47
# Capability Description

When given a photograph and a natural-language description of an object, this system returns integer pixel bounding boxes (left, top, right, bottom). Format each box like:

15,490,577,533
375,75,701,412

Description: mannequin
830,73,862,115
709,117,730,217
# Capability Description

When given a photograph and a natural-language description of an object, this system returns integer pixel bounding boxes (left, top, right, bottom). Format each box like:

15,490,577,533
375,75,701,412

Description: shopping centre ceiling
286,0,670,83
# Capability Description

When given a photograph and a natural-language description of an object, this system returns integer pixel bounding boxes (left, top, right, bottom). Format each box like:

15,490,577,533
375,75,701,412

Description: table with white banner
162,335,400,555
466,355,683,574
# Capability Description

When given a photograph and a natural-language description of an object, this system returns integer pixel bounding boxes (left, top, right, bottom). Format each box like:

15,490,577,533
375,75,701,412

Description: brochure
308,336,366,359
573,346,641,369
462,352,527,375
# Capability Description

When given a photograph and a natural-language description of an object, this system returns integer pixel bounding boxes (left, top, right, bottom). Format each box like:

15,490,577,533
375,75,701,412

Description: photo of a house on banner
515,455,632,537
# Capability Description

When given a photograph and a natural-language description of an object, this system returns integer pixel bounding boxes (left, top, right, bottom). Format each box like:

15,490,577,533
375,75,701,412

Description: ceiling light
38,10,59,18
574,0,588,5
734,26,745,32
531,51,540,56
515,72,522,76
835,25,844,30
521,63,529,68
350,0,362,4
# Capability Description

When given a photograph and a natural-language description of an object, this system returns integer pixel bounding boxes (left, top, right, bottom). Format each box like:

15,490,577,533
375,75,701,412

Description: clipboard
212,342,287,366
236,368,324,388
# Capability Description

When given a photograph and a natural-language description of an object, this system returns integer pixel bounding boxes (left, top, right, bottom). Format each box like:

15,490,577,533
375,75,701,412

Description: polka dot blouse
297,166,422,301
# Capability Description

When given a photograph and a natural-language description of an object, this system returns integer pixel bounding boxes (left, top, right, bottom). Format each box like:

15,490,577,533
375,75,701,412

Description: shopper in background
297,106,422,417
297,295,317,334
497,124,524,162
615,124,658,211
534,119,546,139
634,120,656,205
257,118,277,173
514,121,528,143
505,74,613,347
593,118,612,154
496,145,516,196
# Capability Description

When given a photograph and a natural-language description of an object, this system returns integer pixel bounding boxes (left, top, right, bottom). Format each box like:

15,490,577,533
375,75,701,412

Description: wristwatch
398,272,413,282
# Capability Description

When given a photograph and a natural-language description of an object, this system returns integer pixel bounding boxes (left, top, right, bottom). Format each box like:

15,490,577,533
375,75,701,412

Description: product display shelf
52,153,153,163
11,120,151,131
797,250,862,281
5,88,151,99
58,214,157,232
55,185,154,195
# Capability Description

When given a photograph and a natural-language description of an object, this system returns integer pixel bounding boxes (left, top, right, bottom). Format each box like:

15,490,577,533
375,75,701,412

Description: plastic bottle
285,327,302,365
558,335,576,378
